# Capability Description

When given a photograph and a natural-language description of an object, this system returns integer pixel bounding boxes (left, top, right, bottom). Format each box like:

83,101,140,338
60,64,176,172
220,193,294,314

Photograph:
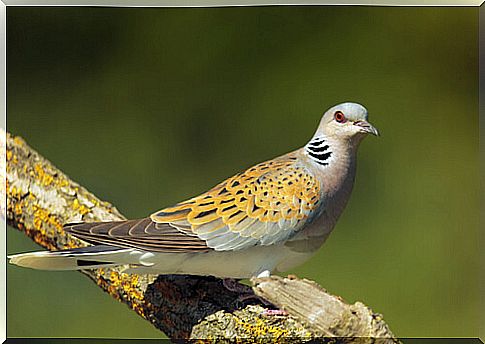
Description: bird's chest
286,158,356,249
276,169,355,273
318,166,355,232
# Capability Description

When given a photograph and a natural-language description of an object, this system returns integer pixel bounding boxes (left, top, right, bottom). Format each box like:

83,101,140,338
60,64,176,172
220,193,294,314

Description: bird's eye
334,111,346,123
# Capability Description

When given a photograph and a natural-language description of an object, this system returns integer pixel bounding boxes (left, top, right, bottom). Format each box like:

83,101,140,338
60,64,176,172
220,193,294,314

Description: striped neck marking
305,136,332,166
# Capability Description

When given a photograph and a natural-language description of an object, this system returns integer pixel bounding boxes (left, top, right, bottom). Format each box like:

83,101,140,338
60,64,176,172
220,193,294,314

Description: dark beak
354,120,379,136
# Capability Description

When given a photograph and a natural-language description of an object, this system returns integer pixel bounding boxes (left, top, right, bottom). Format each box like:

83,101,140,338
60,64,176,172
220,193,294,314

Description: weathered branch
5,131,399,341
252,276,396,339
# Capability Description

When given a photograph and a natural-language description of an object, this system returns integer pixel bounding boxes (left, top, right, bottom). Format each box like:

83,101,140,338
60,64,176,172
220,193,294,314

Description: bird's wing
65,153,322,252
64,218,210,253
151,152,322,251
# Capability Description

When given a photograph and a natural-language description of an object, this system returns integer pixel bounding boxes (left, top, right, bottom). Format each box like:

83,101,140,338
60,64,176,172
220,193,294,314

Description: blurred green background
6,6,478,339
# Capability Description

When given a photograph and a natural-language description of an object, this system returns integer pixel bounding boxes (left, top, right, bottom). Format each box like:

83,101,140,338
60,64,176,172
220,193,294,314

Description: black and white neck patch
305,136,332,166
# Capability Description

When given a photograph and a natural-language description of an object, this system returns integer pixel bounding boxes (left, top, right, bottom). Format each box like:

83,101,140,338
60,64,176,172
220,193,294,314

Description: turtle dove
9,102,379,279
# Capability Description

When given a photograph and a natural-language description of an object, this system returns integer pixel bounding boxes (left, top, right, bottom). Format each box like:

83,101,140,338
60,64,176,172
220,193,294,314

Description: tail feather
8,245,135,271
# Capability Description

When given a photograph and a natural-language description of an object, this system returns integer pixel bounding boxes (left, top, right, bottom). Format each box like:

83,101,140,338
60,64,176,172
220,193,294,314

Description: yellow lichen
13,136,24,146
8,185,24,199
56,178,69,188
6,150,18,164
89,198,100,207
34,163,54,186
234,315,290,341
72,199,91,215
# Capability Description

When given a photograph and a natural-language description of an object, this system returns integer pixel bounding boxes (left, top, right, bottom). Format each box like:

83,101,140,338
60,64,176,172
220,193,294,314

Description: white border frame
1,1,6,343
0,2,481,343
2,0,484,6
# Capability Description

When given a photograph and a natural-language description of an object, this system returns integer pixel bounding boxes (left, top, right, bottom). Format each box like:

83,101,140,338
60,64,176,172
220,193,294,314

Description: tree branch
5,131,399,341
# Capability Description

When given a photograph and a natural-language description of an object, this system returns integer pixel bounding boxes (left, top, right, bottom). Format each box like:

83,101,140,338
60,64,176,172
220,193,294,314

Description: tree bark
5,131,399,341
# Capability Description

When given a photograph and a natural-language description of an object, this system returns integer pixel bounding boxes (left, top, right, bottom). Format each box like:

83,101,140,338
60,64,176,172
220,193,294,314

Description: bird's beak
354,120,379,136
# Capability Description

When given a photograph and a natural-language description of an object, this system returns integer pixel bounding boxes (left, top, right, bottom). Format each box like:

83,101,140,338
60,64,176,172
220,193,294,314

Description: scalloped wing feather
151,153,322,251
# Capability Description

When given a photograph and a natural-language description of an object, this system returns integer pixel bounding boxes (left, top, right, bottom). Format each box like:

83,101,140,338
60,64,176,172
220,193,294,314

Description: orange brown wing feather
151,153,322,251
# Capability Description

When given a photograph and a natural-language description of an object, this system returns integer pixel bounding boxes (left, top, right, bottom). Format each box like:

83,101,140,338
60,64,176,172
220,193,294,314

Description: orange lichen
14,202,23,216
64,239,84,249
93,269,146,317
121,274,145,315
32,206,63,235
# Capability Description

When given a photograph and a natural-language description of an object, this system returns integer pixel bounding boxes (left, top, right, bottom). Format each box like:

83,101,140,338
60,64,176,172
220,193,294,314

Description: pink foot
262,309,288,316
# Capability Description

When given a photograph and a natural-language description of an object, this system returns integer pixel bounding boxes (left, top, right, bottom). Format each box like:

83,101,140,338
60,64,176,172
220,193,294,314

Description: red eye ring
334,111,347,123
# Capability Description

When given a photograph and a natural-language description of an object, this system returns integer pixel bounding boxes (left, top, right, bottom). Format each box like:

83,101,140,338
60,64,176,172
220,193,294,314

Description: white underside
8,242,317,278
122,244,315,278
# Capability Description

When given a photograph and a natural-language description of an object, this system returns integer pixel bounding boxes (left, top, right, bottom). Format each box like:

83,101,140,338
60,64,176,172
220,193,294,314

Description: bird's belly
131,244,314,279
274,206,342,272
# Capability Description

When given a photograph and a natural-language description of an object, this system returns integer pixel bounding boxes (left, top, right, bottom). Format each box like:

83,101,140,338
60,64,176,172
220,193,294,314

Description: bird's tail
8,245,135,271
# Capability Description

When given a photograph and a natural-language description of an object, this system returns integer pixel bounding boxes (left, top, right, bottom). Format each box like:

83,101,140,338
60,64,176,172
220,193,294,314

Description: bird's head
316,102,379,142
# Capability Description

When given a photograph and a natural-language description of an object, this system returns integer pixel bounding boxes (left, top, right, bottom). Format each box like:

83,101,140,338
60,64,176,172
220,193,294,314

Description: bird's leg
222,278,265,308
223,271,288,316
222,276,271,307
222,278,253,294
222,269,271,294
